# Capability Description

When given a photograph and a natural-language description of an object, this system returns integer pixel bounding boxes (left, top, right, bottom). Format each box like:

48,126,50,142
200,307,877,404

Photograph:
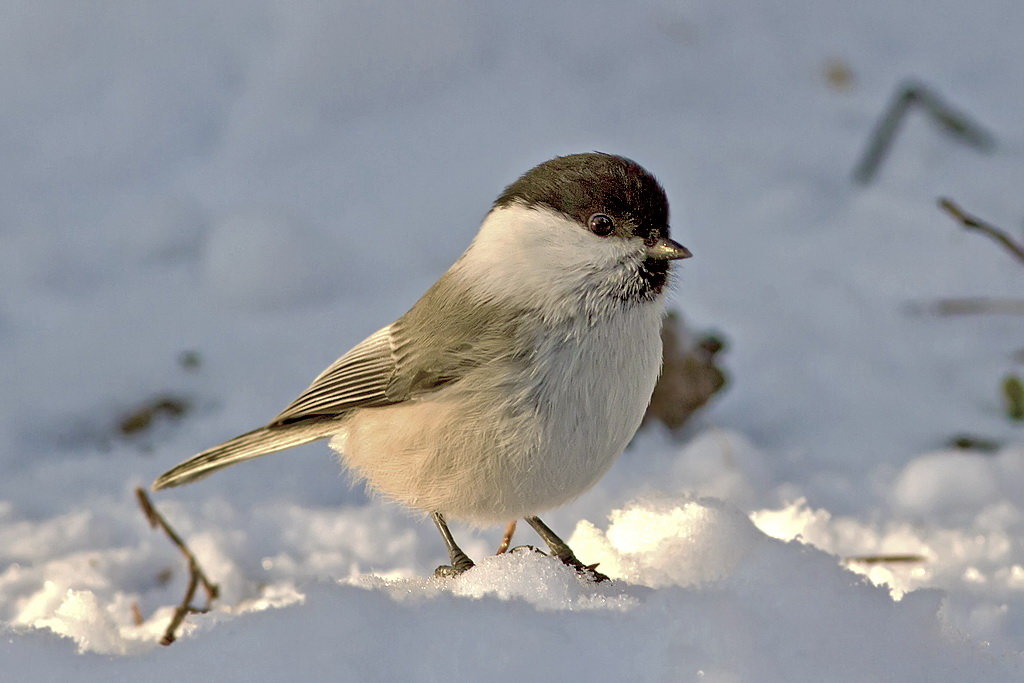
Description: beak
646,237,692,260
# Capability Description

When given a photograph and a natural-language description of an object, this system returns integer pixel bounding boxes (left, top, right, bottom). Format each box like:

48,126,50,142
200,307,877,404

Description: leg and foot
495,520,517,554
525,516,609,582
432,512,476,577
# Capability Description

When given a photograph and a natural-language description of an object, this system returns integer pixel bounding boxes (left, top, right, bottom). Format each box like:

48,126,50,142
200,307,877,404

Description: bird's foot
522,515,610,583
559,555,610,583
508,544,545,555
433,554,475,578
433,564,465,578
509,544,609,582
431,511,476,578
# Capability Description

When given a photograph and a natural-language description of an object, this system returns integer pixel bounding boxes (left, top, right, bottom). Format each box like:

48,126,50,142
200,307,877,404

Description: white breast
507,303,665,515
333,301,664,524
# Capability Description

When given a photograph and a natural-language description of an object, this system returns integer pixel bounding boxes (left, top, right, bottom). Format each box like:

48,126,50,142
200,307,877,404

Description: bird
153,152,692,581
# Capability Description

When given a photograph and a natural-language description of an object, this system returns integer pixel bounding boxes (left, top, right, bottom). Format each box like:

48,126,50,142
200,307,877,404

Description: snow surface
3,1,1024,680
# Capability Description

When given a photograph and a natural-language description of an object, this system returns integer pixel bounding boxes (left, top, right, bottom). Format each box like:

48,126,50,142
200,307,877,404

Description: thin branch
135,487,219,646
853,81,995,184
914,297,1024,316
131,602,144,627
938,198,1024,266
853,85,916,184
844,554,926,565
948,434,1002,452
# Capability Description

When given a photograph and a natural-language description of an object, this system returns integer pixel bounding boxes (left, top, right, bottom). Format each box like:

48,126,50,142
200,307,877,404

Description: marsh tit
153,152,692,580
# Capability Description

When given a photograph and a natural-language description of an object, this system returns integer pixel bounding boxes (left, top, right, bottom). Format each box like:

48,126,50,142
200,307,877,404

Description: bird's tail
152,421,339,490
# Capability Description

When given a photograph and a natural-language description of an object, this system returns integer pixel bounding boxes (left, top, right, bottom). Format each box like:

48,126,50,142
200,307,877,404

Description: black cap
494,153,670,243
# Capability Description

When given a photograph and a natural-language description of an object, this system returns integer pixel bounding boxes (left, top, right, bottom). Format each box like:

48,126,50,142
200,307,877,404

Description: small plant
1004,375,1024,422
938,201,1024,427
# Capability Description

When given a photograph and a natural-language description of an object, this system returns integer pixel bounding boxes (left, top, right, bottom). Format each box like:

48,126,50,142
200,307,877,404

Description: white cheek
455,205,640,310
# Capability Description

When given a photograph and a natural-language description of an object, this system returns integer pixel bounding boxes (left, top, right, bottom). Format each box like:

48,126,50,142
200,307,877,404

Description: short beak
646,237,692,260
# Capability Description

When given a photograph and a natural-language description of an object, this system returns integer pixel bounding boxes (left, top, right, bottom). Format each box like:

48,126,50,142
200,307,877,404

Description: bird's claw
508,545,609,582
580,562,610,583
434,554,475,578
508,544,545,556
554,555,610,583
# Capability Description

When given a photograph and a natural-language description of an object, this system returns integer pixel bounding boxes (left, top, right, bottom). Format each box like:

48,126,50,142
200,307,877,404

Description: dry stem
135,487,219,646
926,297,1024,316
854,81,994,184
844,554,926,565
938,198,1024,266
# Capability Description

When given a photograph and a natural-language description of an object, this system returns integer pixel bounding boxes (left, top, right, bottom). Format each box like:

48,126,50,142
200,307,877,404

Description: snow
3,0,1024,680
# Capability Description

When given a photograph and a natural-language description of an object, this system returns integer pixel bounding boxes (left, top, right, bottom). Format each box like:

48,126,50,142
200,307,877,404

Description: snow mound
890,448,1024,521
4,495,1015,681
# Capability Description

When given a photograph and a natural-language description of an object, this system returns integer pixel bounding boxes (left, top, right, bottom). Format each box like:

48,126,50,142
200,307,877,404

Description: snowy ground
3,1,1024,680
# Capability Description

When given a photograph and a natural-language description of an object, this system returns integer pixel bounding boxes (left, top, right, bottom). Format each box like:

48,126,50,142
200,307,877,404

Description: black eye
588,213,614,237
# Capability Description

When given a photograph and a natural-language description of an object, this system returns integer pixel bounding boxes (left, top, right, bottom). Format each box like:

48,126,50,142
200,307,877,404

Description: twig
948,434,1002,452
853,80,995,184
844,554,926,565
496,520,517,554
131,602,144,627
938,198,1024,266
921,297,1024,316
135,487,219,646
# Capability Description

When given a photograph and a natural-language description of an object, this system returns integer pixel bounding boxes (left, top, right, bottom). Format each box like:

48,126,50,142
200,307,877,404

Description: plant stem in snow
939,198,1024,266
853,81,995,184
135,487,219,646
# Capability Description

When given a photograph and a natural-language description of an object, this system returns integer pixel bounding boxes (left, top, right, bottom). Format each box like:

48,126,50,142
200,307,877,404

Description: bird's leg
432,512,476,577
495,520,517,554
524,516,609,582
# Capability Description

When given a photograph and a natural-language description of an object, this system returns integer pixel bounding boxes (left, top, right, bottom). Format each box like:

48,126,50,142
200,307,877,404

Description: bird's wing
269,324,402,425
153,278,526,490
271,275,526,426
154,325,408,490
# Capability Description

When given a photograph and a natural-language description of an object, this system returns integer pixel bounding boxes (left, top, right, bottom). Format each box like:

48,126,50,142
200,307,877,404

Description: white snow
3,0,1024,680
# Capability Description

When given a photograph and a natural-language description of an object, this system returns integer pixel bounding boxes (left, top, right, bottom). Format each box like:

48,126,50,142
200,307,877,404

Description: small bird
153,153,691,580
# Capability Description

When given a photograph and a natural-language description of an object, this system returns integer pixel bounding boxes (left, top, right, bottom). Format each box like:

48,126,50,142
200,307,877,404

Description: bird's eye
588,213,614,237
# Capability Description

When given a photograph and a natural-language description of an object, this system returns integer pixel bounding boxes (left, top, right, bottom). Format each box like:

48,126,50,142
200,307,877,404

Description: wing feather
154,274,527,490
270,325,398,425
270,274,526,426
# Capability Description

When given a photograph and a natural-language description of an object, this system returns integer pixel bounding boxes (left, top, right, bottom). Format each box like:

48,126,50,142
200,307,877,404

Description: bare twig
844,554,926,565
495,520,517,554
917,297,1024,316
938,198,1024,266
131,602,144,627
948,434,1002,452
853,81,995,184
135,487,219,646
853,85,917,183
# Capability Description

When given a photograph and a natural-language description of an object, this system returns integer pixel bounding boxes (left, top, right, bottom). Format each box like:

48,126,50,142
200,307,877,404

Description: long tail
152,421,339,490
